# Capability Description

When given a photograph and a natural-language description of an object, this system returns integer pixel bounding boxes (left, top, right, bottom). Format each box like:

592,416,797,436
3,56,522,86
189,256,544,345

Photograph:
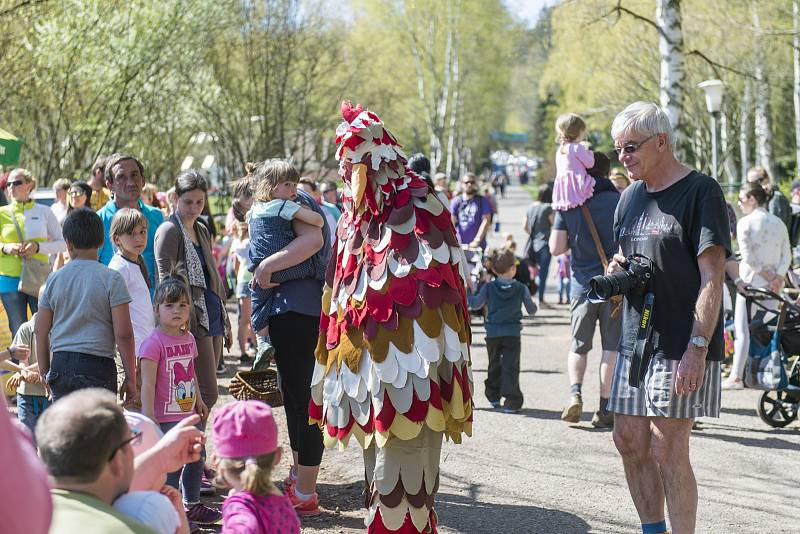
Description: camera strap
629,292,655,388
580,205,622,317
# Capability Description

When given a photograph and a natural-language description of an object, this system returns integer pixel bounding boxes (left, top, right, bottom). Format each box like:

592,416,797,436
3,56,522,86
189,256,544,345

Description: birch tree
656,0,685,142
794,0,800,172
752,2,775,181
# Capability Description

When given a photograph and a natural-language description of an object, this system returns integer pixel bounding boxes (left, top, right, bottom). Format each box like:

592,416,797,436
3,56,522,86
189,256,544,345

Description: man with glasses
450,172,493,249
96,154,164,289
37,388,204,534
607,102,730,534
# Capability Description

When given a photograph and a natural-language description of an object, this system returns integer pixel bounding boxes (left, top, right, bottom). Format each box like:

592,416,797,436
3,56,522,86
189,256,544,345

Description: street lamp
698,79,725,182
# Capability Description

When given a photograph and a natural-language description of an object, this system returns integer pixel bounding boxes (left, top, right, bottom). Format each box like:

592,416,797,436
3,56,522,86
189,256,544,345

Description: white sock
294,488,314,501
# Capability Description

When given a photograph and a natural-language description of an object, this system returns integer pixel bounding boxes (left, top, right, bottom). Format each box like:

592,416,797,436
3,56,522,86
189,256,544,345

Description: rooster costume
309,102,474,533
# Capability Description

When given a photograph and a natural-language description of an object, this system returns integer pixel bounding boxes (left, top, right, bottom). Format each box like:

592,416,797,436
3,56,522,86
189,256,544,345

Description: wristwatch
689,335,709,349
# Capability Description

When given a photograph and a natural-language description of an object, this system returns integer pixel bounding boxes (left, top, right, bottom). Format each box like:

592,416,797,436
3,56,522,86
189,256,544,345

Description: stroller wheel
756,390,799,428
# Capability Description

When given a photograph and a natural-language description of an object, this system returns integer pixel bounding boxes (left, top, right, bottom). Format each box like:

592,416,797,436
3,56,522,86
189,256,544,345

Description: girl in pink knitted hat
213,400,300,534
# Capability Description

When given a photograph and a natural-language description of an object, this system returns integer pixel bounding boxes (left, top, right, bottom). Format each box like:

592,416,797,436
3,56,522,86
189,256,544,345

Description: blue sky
503,0,554,27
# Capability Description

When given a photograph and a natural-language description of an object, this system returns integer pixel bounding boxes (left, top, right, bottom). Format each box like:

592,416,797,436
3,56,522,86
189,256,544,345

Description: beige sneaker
591,410,614,428
561,393,583,423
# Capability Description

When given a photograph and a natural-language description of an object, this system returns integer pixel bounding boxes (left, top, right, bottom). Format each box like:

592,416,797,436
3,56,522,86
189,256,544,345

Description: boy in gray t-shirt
36,209,136,403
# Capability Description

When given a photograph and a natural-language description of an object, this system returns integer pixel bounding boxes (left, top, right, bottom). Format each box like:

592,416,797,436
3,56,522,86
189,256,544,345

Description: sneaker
200,470,216,496
188,520,200,534
287,486,322,517
489,400,502,409
185,503,222,525
590,410,614,428
561,393,583,423
501,406,520,414
216,360,226,376
283,469,297,493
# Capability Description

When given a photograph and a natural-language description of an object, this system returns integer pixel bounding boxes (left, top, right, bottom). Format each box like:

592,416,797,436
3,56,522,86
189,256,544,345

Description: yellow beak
351,163,368,209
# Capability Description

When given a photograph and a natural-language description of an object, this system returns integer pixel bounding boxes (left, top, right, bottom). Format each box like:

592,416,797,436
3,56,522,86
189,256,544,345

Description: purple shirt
221,492,300,534
450,194,492,247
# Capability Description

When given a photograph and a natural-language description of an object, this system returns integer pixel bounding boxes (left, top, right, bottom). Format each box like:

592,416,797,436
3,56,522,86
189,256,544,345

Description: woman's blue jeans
0,290,38,337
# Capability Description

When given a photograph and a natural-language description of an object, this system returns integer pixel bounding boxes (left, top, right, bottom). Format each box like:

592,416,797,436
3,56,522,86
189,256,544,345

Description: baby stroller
743,287,800,428
462,245,487,322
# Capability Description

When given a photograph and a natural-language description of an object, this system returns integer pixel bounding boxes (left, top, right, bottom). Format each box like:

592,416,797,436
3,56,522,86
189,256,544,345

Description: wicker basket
229,369,283,407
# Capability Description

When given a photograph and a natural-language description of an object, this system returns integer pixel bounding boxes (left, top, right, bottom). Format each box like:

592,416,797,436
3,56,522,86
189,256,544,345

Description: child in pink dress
552,113,595,211
213,400,301,534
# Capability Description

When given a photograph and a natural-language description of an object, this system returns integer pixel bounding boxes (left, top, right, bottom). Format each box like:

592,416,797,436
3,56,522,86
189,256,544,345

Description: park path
208,182,799,534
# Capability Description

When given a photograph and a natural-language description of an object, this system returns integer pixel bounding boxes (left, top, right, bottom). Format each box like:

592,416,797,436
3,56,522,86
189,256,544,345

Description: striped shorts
608,353,721,419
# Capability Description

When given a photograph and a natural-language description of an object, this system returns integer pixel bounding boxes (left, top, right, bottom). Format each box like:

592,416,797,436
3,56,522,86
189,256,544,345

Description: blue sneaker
489,400,502,409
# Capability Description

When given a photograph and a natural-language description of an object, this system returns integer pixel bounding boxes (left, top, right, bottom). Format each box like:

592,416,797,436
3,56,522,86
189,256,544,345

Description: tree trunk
752,2,775,180
794,0,800,173
720,111,738,189
445,49,460,179
740,80,751,180
655,0,685,145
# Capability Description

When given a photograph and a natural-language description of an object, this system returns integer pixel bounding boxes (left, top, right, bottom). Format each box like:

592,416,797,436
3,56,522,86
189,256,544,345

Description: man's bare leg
567,351,588,385
599,350,617,398
613,414,666,524
651,417,696,534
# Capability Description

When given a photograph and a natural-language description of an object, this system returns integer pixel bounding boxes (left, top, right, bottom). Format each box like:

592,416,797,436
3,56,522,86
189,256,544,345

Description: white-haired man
607,102,730,534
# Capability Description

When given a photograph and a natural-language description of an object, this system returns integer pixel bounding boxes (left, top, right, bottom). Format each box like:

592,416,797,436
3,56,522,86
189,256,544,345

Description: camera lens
589,271,633,299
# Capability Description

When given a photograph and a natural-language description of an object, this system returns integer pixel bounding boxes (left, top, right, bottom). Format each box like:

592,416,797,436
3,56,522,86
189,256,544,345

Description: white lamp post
698,79,725,182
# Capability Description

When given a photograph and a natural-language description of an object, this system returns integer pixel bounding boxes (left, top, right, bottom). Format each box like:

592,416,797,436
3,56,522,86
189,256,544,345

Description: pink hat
212,400,278,459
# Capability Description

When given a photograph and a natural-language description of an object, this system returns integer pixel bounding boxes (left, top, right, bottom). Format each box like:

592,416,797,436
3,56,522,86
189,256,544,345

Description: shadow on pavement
471,368,561,375
692,431,800,451
436,492,591,533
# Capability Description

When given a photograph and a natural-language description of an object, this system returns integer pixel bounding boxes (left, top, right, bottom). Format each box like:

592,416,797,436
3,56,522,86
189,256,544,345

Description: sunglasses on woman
68,190,85,197
7,180,25,187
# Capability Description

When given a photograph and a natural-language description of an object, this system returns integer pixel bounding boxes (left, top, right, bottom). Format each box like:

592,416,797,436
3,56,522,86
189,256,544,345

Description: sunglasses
7,180,25,187
68,190,85,197
108,427,143,461
614,134,657,157
462,180,476,185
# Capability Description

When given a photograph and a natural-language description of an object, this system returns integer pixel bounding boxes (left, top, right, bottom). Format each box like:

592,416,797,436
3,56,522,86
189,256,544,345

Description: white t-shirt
50,201,68,225
109,254,155,354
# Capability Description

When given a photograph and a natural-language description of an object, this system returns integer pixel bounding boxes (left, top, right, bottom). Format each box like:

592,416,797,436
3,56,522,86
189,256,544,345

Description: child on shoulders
552,113,595,211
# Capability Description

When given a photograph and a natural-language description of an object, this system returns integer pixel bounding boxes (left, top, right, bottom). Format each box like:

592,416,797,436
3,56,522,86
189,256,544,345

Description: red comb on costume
341,101,363,123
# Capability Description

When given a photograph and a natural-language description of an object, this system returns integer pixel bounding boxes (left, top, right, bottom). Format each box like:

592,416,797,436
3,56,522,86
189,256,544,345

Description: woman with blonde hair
0,169,65,335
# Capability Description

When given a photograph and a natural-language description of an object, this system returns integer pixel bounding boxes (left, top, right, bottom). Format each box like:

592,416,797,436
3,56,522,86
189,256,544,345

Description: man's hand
675,344,707,395
19,242,38,260
252,264,278,290
153,414,204,474
3,243,22,256
6,373,22,390
21,368,41,384
607,254,627,275
8,344,29,362
119,375,137,403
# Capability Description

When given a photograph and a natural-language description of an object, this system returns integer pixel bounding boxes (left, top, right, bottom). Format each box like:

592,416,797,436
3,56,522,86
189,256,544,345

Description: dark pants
17,393,50,437
270,312,324,466
0,290,38,337
46,352,117,402
161,421,204,503
485,336,523,409
532,246,552,302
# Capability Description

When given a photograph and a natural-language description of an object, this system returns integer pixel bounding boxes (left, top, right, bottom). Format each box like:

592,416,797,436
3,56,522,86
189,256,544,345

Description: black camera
589,254,653,300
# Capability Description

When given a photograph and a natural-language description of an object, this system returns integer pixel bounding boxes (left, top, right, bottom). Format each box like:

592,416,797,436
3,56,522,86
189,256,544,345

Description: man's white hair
611,102,676,152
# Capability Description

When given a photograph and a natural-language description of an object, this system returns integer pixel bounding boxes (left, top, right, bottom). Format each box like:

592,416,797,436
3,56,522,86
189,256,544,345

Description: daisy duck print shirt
139,330,199,422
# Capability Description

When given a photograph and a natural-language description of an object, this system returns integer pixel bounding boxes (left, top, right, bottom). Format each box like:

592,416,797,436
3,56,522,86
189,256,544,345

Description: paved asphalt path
209,183,799,533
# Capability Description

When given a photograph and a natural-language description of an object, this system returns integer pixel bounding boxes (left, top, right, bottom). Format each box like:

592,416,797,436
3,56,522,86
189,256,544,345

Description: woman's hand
19,242,39,260
2,243,22,256
252,263,278,289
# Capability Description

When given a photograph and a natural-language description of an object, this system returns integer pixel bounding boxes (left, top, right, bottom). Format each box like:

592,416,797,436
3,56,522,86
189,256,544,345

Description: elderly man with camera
603,102,730,534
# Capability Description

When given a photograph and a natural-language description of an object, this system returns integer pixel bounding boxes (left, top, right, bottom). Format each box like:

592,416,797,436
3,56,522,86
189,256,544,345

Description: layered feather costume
309,102,473,533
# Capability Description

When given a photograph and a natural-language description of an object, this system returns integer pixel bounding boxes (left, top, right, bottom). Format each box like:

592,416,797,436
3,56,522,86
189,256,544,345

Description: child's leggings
160,421,204,503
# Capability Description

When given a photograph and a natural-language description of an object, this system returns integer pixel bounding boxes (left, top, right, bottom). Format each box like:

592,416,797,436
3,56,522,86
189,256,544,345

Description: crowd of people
0,99,795,534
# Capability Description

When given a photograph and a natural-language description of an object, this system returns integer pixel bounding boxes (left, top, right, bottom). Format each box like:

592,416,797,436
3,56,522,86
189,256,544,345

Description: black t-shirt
613,171,731,361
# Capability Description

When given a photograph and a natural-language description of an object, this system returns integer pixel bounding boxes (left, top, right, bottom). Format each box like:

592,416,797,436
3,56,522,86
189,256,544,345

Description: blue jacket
97,198,164,291
468,278,537,338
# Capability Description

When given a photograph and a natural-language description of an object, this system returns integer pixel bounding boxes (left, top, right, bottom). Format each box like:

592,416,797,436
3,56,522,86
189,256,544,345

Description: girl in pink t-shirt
140,274,221,526
552,113,595,211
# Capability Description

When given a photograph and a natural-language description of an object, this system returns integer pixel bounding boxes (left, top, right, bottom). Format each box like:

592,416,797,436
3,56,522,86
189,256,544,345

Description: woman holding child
154,171,231,412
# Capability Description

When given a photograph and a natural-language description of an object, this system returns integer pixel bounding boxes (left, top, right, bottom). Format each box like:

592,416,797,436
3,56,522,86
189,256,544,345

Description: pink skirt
552,172,596,211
